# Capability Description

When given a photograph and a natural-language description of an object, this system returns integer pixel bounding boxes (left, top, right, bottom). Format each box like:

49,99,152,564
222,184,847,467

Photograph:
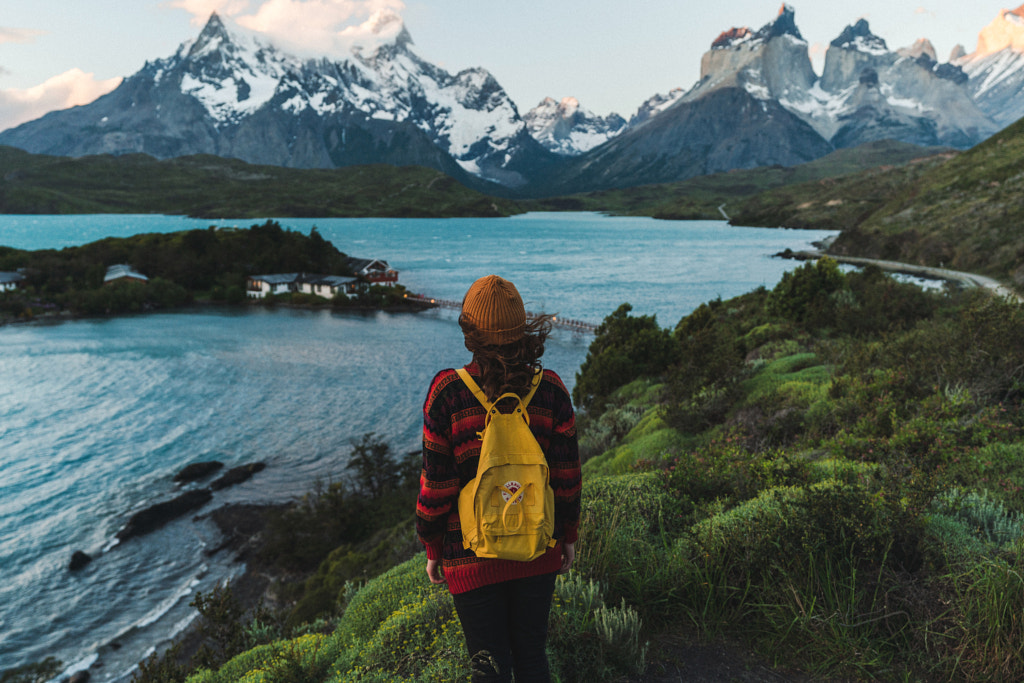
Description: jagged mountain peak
972,4,1024,58
710,4,804,51
524,96,625,156
348,8,414,56
831,19,888,54
898,38,937,62
766,4,803,41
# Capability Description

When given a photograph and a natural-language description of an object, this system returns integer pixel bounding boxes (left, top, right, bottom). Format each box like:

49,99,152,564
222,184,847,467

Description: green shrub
767,257,847,330
548,573,647,681
932,488,1024,549
950,544,1024,681
573,303,677,415
574,473,683,621
330,555,467,682
187,634,340,683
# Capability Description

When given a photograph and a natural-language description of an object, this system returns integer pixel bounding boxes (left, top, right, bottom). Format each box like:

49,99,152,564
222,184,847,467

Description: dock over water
407,294,599,335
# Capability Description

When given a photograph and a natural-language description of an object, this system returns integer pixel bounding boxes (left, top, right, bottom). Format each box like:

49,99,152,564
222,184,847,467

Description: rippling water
0,213,837,679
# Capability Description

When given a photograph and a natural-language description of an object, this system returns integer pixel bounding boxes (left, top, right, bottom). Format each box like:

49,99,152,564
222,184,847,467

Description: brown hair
460,313,553,402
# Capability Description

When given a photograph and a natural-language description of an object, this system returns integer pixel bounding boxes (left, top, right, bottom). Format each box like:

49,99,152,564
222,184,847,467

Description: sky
0,1,1011,132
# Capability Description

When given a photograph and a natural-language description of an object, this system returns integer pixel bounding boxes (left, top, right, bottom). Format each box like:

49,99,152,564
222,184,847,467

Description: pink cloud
0,26,45,44
168,0,406,57
165,0,252,26
0,68,121,132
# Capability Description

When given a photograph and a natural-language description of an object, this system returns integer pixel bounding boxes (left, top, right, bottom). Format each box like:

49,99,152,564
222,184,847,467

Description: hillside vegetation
0,222,413,321
0,147,517,218
524,140,950,220
727,117,1024,288
128,261,1024,682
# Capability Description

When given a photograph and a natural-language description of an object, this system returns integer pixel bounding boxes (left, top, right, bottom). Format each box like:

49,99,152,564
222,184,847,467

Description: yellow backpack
456,367,556,562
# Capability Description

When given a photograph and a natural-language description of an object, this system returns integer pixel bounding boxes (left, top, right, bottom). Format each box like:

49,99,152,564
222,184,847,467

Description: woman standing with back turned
415,274,582,682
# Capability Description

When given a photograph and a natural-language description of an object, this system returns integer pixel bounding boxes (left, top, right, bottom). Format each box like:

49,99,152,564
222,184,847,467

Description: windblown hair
460,313,553,402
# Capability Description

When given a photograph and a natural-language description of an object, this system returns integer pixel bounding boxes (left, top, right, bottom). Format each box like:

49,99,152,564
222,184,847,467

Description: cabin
246,273,301,299
347,258,399,286
299,275,360,299
104,264,149,285
0,271,25,292
246,273,362,300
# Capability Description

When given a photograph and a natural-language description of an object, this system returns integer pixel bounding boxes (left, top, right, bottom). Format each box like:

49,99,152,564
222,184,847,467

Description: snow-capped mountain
529,4,996,196
627,88,686,127
523,97,626,156
0,11,555,187
955,5,1024,128
681,6,994,150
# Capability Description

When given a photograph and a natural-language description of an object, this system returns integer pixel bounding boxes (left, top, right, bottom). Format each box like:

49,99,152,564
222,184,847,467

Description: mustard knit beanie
461,275,526,345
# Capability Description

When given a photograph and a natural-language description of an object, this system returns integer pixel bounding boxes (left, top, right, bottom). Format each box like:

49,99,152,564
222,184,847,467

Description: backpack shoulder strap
455,367,491,410
455,367,544,411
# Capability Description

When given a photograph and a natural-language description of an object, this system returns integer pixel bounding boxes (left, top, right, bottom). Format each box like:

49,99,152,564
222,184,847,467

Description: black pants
451,572,558,683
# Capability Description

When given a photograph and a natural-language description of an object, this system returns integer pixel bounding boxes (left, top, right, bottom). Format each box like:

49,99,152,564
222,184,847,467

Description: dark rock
69,672,90,683
69,550,92,571
209,462,266,491
173,461,224,483
116,489,213,541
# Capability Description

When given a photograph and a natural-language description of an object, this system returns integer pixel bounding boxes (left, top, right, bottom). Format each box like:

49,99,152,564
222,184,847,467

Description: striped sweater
415,362,582,594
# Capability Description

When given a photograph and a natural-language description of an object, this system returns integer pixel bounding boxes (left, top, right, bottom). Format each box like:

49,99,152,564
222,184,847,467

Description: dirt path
787,250,1024,303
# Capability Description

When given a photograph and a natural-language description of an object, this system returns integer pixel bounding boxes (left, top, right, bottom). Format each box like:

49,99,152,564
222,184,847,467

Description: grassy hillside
523,140,949,220
123,261,1024,683
726,117,1024,287
0,147,519,218
830,117,1024,287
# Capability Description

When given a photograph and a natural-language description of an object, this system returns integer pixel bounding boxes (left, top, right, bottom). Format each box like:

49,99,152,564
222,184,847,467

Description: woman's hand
426,558,446,584
559,542,575,574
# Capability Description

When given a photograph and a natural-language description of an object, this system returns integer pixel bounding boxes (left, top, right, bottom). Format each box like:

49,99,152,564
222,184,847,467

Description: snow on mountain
628,88,686,127
686,4,816,107
674,6,993,150
171,13,302,125
523,97,626,155
0,11,553,187
956,4,1024,128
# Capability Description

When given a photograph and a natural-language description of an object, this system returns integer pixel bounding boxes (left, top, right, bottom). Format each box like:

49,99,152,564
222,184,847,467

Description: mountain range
2,4,1024,195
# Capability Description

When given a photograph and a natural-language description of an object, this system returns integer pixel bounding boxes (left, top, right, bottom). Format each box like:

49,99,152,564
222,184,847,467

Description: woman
415,274,582,683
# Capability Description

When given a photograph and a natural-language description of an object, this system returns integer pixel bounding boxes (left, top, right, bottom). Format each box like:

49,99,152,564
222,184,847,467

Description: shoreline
778,249,1024,303
0,297,439,329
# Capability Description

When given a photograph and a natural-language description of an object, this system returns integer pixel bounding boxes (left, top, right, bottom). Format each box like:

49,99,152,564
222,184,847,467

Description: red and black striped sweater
415,362,582,595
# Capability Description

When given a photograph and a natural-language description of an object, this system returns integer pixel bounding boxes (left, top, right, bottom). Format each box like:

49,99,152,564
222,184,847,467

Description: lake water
0,213,837,680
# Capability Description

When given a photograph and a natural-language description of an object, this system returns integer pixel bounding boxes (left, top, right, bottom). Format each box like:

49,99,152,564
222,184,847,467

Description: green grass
0,147,520,218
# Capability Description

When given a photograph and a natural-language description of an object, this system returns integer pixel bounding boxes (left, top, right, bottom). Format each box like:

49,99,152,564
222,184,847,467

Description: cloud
0,26,45,44
165,0,252,26
168,0,406,57
0,68,121,132
914,6,936,18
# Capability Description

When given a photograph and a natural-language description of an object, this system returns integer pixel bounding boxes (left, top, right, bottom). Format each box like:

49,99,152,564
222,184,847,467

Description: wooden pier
406,293,599,335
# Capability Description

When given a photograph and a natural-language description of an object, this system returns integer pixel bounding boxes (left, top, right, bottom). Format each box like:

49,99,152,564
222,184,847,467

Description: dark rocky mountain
0,11,558,189
530,86,833,195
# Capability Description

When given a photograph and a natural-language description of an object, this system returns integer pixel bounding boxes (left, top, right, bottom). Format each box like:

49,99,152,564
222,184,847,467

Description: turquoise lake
0,213,838,680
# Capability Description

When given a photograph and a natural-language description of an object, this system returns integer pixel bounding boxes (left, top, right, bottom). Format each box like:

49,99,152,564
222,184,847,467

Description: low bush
548,573,647,681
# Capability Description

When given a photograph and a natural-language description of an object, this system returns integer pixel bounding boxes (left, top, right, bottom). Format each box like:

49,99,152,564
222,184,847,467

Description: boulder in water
116,489,213,541
209,463,266,491
174,461,224,483
69,550,92,571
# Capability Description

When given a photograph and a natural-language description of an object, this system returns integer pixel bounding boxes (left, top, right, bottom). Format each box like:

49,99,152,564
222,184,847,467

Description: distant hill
0,147,518,218
525,139,950,219
828,115,1024,287
726,117,1024,288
